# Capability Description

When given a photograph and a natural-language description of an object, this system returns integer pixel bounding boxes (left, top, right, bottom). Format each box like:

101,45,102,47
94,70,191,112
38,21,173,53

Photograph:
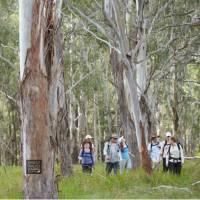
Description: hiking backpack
168,142,182,160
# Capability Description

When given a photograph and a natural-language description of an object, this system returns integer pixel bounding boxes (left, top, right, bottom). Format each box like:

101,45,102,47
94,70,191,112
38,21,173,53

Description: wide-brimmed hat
110,134,118,139
151,135,157,139
85,135,93,139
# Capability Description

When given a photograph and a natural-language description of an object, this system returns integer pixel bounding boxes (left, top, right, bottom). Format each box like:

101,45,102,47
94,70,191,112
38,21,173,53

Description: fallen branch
152,185,192,193
184,156,200,160
192,181,200,186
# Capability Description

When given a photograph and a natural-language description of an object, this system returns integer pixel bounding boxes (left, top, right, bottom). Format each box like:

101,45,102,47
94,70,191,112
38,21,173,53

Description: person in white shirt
148,135,161,170
160,132,172,172
103,134,121,175
166,136,184,175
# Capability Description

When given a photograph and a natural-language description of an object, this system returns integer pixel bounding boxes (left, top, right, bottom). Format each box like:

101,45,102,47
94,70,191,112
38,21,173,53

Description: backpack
81,141,94,165
168,142,182,160
150,142,161,152
107,142,120,154
162,140,170,154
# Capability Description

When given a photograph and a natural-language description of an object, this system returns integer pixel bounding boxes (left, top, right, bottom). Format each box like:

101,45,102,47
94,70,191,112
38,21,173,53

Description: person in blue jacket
119,136,132,174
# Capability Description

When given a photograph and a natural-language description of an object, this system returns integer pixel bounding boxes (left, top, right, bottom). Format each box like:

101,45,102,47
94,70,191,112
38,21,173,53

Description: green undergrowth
59,160,200,199
0,166,23,198
0,160,200,199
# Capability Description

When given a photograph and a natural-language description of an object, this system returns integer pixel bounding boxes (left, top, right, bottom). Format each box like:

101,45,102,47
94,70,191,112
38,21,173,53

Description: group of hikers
78,131,184,176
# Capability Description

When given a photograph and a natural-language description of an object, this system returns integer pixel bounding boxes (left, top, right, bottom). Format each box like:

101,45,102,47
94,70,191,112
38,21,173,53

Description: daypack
168,142,182,160
106,142,120,155
81,141,94,165
150,142,161,152
162,140,170,154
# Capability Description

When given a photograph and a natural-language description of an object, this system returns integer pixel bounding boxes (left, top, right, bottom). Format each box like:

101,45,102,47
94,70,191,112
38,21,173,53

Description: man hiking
148,135,161,170
103,134,120,175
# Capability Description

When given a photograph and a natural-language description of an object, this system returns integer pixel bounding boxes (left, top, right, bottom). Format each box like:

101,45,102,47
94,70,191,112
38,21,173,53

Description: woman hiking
119,136,132,174
160,131,172,172
166,136,184,175
78,139,94,174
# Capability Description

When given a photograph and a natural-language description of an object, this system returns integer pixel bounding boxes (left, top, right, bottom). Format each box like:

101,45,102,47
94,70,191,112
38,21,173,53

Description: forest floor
0,160,200,199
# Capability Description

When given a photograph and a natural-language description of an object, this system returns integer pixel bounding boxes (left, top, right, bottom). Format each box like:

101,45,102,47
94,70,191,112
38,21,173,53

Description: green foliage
1,161,200,198
59,161,200,199
0,166,23,199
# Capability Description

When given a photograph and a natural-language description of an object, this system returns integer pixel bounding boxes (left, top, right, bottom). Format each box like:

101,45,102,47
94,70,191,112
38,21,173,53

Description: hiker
118,136,132,174
160,131,172,172
148,135,161,170
78,139,94,174
84,135,95,152
166,136,184,175
103,134,120,175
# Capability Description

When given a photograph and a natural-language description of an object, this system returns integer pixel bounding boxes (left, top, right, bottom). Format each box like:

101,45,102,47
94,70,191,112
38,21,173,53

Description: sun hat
110,134,118,139
85,135,93,139
165,132,172,137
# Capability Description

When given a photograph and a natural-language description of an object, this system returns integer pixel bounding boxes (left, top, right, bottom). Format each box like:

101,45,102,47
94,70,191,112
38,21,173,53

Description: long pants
82,164,93,174
120,159,132,174
152,160,160,170
106,162,119,175
163,158,169,172
168,162,182,175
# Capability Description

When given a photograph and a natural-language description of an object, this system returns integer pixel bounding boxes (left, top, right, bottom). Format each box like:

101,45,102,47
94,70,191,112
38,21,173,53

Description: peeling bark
19,0,60,198
104,0,152,173
110,49,140,168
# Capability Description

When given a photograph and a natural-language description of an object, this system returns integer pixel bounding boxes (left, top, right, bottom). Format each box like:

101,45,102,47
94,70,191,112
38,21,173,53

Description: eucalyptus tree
19,0,70,197
103,0,153,173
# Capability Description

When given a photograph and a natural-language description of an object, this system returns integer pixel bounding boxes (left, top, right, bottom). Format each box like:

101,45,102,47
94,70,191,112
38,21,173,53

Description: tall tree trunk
12,111,18,165
78,90,87,141
51,0,72,177
104,65,112,135
93,92,98,161
136,0,157,144
110,49,140,168
71,103,80,163
19,0,58,198
104,0,152,174
169,7,180,139
97,105,102,161
56,94,73,177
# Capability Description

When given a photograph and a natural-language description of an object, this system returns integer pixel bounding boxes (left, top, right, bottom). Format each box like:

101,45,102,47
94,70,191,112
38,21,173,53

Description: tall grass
59,160,200,199
0,160,199,199
0,166,23,198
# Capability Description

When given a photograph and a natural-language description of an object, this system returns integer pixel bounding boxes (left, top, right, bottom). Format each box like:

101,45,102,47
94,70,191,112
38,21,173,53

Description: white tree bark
93,92,98,161
104,0,152,173
19,0,33,80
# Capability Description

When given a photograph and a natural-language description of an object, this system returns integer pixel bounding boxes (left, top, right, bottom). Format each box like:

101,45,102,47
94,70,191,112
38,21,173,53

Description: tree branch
0,90,19,107
66,69,96,94
0,54,15,68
